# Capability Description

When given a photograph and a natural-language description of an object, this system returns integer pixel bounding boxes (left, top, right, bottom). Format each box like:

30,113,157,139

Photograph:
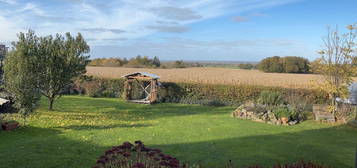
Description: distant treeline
257,56,310,73
257,56,356,74
198,62,257,69
88,56,203,69
88,55,357,74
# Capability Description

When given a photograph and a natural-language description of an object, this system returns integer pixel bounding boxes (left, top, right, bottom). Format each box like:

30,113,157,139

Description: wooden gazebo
122,72,160,104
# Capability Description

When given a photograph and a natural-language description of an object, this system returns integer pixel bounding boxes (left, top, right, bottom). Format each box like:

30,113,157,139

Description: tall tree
316,25,357,116
3,30,41,121
37,33,90,110
152,56,161,67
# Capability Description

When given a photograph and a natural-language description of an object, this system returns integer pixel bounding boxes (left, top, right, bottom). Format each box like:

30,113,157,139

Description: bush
71,77,328,106
92,141,180,168
258,91,285,106
160,83,327,106
81,80,104,97
273,106,291,118
201,99,227,106
285,93,309,121
258,56,310,73
75,77,125,98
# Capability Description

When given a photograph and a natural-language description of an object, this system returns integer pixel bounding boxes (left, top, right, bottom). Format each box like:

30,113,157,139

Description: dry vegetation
86,66,356,89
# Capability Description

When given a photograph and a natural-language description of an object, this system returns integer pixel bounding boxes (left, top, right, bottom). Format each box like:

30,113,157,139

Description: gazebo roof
122,72,160,79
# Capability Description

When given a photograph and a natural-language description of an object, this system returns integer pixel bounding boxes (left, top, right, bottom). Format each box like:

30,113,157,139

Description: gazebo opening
122,72,160,104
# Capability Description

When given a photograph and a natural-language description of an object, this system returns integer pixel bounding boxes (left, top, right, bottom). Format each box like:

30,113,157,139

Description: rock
288,120,298,125
267,110,277,123
233,102,299,126
0,98,9,106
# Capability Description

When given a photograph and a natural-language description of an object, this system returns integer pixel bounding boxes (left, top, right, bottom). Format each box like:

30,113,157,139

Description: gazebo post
123,78,133,100
149,79,158,103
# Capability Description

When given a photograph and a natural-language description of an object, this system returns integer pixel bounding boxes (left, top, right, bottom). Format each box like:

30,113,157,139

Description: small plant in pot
1,120,19,131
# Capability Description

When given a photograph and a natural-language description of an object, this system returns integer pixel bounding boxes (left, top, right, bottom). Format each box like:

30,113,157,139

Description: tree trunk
331,94,337,116
49,97,54,111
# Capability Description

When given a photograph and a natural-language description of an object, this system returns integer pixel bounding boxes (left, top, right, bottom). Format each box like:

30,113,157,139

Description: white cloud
18,3,46,16
146,25,190,33
0,0,301,46
232,16,248,22
0,0,17,5
91,37,310,61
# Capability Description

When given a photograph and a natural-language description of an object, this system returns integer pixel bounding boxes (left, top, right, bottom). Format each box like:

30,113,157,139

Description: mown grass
0,96,356,168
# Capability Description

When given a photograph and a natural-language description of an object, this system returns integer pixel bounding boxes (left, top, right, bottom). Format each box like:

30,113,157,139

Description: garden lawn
0,96,356,168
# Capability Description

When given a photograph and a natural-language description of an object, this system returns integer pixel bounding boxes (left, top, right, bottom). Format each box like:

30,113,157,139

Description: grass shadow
0,126,106,168
54,123,153,130
149,125,357,168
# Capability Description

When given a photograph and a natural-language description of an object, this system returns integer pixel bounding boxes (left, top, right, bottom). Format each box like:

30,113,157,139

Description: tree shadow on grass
149,125,357,168
54,123,153,130
0,124,356,168
0,126,105,168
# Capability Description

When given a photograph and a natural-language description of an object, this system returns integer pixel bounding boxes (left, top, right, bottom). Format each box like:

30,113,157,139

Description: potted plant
1,120,19,131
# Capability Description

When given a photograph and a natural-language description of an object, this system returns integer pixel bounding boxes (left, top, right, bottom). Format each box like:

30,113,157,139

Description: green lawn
0,96,356,168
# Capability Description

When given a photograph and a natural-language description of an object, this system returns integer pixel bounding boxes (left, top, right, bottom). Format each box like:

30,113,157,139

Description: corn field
86,67,356,89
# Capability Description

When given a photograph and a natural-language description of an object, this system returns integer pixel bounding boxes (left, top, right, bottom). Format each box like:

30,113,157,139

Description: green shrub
285,93,309,121
273,106,291,118
201,99,227,106
258,91,285,106
75,77,125,98
81,80,104,97
272,105,307,121
71,77,328,105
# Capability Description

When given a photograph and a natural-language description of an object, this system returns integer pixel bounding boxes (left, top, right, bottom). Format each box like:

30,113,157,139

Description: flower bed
232,102,301,125
93,141,180,168
93,141,331,168
232,91,309,126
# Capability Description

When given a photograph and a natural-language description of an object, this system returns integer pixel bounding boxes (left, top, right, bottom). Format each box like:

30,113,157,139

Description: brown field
86,66,357,89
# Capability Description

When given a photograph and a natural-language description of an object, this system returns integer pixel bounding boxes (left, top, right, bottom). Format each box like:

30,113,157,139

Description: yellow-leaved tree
316,24,357,117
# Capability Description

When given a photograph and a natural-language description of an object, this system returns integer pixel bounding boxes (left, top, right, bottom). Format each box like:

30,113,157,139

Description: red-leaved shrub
93,141,180,168
93,141,331,168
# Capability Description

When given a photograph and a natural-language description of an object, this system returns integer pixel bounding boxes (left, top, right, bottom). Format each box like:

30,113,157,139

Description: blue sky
0,0,356,61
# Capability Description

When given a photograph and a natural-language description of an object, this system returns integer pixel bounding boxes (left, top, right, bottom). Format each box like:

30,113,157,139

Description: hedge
69,77,328,106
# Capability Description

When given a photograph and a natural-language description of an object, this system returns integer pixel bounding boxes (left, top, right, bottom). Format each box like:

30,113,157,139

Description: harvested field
86,66,356,89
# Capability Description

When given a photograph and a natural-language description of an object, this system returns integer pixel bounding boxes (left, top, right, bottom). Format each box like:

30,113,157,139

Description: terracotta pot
1,121,19,131
281,117,289,124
